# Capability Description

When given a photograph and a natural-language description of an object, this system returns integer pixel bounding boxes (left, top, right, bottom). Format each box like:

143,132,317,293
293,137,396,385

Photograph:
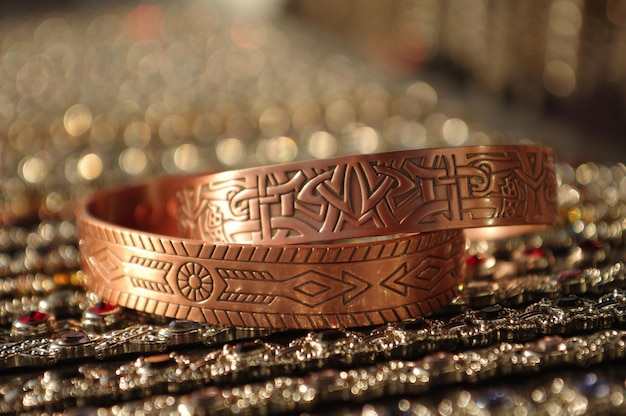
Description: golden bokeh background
0,0,624,224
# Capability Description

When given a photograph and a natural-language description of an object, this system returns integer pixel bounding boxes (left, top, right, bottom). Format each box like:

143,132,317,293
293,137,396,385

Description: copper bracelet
77,176,466,329
77,145,558,329
176,145,558,245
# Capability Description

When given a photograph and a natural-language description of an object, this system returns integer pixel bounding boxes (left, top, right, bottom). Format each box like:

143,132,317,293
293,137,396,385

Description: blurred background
0,0,624,225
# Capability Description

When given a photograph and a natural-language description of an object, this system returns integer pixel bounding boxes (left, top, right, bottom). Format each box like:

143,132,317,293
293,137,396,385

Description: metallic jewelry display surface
1,220,626,414
76,181,466,329
2,259,625,373
7,314,626,414
176,145,558,245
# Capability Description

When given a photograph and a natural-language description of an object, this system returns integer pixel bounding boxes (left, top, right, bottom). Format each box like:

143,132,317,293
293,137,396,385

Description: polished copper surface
176,145,558,245
76,145,560,328
76,176,466,329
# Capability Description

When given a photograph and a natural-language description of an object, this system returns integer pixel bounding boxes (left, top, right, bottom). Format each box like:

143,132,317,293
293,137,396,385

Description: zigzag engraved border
77,199,466,328
89,278,460,329
77,216,461,265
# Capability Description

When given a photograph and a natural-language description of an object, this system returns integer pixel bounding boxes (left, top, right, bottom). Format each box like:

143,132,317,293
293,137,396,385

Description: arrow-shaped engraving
86,244,174,293
381,257,450,296
216,268,370,307
125,256,174,294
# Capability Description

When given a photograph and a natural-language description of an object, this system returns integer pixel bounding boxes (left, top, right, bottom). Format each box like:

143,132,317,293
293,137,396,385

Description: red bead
579,240,603,251
523,247,546,257
466,254,486,266
556,269,584,282
18,311,50,324
88,301,118,315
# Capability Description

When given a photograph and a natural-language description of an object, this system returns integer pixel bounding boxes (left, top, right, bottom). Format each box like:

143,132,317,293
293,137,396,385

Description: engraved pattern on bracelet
3,259,626,413
3,261,625,373
77,213,466,328
177,145,558,244
1,164,621,413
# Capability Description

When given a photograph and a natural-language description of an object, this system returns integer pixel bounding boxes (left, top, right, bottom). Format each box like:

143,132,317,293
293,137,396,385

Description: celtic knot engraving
299,162,406,230
176,146,557,244
498,174,522,218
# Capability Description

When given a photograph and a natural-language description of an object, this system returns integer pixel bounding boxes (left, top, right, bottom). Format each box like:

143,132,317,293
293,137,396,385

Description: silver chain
6,329,626,414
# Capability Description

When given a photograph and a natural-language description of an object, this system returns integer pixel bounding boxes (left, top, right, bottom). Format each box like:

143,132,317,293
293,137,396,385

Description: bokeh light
216,137,245,166
64,104,92,137
77,153,103,180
